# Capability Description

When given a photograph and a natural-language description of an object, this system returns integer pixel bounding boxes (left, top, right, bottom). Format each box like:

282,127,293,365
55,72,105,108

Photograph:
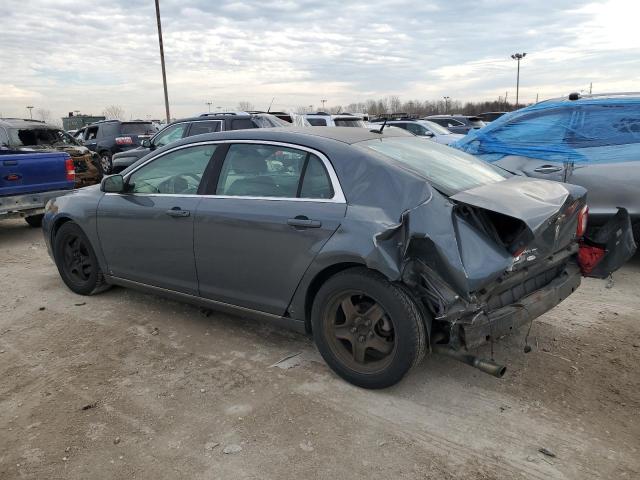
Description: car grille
486,264,566,311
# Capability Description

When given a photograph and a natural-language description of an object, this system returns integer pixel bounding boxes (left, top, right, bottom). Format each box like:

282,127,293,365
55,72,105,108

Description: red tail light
65,158,75,182
576,205,589,238
115,136,133,145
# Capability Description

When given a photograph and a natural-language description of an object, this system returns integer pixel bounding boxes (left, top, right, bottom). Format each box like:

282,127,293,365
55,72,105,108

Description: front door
97,144,218,294
194,142,346,315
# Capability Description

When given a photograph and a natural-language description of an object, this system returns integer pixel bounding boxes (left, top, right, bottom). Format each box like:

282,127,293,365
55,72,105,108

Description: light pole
443,96,450,114
26,106,34,119
206,101,212,113
511,52,527,108
320,99,327,111
155,0,171,123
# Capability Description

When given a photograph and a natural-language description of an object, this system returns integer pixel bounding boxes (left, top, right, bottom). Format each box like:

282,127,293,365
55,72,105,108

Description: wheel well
51,216,73,242
304,262,363,332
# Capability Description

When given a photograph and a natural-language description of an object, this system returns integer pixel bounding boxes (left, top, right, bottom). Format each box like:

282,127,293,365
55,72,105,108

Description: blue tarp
453,96,640,164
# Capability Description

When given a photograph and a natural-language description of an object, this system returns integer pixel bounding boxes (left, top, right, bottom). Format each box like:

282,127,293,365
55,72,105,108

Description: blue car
453,93,640,242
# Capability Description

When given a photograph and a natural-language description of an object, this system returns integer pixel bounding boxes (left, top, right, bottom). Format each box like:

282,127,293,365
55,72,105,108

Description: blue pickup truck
0,152,76,227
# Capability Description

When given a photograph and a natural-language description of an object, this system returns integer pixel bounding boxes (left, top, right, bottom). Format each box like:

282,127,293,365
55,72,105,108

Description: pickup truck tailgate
1,152,74,196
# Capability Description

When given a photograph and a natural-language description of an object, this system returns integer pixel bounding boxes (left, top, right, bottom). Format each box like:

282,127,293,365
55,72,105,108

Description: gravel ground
1,218,639,479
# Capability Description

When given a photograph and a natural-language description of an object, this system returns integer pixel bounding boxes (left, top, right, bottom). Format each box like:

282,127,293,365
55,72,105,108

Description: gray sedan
42,127,635,388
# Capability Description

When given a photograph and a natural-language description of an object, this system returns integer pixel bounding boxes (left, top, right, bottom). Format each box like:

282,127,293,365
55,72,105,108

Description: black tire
99,151,113,175
53,222,110,295
311,267,427,389
25,214,44,228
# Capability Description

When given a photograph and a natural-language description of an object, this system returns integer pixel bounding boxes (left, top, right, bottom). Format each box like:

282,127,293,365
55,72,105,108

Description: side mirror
424,131,435,138
101,174,125,193
141,138,151,148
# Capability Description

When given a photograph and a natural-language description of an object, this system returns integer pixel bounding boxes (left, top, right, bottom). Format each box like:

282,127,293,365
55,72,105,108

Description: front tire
311,267,426,389
53,222,109,295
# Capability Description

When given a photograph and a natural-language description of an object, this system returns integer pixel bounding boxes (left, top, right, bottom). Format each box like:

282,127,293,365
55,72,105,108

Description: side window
307,118,327,126
188,121,222,136
0,127,9,146
491,110,571,145
153,123,188,148
85,126,99,140
216,144,333,199
231,118,254,130
127,145,216,194
405,123,422,135
300,155,333,199
568,104,640,148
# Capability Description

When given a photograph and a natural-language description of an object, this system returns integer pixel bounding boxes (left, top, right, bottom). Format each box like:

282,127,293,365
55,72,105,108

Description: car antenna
371,118,387,134
267,97,275,113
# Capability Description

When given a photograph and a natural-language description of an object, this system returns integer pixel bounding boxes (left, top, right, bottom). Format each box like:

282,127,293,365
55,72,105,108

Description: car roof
0,118,57,128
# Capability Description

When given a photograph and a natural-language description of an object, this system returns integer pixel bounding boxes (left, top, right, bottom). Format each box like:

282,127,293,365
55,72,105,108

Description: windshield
334,118,365,127
121,122,156,135
252,114,290,128
418,120,451,135
8,128,78,147
359,136,507,195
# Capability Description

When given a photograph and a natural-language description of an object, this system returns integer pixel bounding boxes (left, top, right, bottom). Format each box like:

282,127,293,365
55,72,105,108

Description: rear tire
25,214,44,228
53,222,110,295
99,151,113,175
311,267,426,389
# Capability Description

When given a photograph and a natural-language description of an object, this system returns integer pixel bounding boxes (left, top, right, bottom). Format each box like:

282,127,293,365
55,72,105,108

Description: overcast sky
1,0,638,122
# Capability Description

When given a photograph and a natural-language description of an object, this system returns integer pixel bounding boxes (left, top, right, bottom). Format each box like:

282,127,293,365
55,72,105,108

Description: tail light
65,158,75,182
115,136,133,145
576,205,589,238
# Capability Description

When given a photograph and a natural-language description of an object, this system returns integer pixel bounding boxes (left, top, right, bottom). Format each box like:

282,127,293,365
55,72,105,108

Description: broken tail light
65,158,75,182
115,136,133,145
576,205,589,238
578,243,605,275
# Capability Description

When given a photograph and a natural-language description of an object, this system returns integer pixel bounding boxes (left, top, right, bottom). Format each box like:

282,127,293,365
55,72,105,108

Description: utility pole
536,93,539,103
504,92,508,110
511,52,526,108
443,96,450,114
206,101,212,112
26,106,34,119
155,0,171,123
589,82,593,94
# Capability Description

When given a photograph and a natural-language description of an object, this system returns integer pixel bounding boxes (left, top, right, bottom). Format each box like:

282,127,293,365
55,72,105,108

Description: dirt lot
0,218,639,480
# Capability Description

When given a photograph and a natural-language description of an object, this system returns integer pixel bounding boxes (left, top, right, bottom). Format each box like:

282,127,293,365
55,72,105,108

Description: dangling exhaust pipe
432,343,507,378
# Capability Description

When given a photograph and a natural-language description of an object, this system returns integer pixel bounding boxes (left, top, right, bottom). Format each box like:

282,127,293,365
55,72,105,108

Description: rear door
194,142,346,315
97,144,218,294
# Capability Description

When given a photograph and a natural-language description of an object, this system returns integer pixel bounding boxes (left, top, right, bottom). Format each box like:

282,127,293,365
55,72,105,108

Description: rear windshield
359,136,507,195
251,114,290,128
8,128,78,147
121,122,155,135
334,118,365,127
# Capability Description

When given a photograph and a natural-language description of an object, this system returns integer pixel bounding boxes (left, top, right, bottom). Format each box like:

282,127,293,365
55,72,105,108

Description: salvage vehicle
1,151,75,226
1,118,101,189
110,112,290,173
453,93,640,242
425,115,486,134
370,118,464,145
42,127,635,388
75,120,157,174
304,113,366,127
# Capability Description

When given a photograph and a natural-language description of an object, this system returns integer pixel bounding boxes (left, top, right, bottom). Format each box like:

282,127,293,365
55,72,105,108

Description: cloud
0,0,638,122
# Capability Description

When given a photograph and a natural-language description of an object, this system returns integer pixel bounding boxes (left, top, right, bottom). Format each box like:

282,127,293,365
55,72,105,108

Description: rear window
120,122,155,135
334,118,365,127
307,118,327,126
8,128,78,147
359,136,507,195
251,114,290,128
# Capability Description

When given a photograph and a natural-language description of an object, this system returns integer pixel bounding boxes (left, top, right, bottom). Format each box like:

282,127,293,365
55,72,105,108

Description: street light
26,106,34,119
155,0,171,123
206,101,212,113
320,99,327,111
511,52,527,108
443,96,450,114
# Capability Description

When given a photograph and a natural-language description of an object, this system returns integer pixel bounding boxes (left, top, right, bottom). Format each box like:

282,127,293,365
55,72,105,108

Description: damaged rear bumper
459,263,581,349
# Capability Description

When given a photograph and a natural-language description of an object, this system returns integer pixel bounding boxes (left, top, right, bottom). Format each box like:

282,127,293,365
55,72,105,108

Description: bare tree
35,108,51,123
102,105,125,120
237,101,254,112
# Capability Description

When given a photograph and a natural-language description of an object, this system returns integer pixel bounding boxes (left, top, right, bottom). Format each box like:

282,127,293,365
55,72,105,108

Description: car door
194,142,347,315
490,109,573,183
97,144,218,294
83,125,99,152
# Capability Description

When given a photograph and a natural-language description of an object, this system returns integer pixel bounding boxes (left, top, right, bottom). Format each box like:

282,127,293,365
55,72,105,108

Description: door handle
533,165,563,174
166,207,190,217
287,216,321,228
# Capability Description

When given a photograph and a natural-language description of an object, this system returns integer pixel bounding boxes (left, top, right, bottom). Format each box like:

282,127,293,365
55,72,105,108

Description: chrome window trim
118,139,347,204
